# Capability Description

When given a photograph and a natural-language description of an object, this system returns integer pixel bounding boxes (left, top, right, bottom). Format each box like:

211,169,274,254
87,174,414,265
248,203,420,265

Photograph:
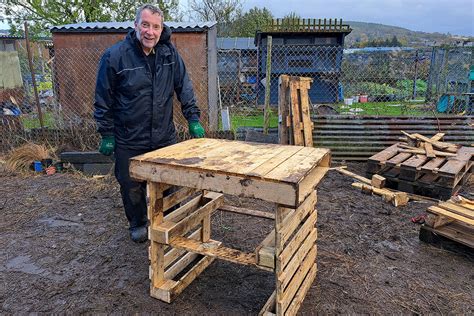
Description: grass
221,101,432,131
333,100,429,116
21,112,56,129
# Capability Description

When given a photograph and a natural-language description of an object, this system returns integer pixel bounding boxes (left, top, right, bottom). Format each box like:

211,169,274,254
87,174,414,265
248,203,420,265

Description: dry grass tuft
5,143,53,172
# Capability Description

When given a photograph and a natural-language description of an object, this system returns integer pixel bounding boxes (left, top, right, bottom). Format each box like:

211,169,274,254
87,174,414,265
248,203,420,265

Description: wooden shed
50,21,218,130
0,35,24,104
255,19,351,105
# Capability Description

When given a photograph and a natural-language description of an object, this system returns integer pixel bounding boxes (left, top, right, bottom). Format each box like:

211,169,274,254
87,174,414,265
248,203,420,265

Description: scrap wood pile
398,131,460,158
421,195,474,248
332,166,427,207
366,131,473,200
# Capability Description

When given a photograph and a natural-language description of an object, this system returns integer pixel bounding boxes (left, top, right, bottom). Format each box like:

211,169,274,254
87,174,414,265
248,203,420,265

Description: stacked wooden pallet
367,132,473,200
420,197,474,248
278,75,314,147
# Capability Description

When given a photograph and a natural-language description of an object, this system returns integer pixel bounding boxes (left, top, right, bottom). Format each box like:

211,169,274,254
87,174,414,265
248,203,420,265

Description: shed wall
52,30,210,129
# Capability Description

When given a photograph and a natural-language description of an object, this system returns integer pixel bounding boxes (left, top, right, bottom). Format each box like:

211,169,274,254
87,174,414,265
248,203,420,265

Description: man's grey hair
135,4,164,23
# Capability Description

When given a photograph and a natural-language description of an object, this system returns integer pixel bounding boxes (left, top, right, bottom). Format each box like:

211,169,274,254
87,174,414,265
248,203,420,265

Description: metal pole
263,36,272,134
412,50,419,99
24,21,44,128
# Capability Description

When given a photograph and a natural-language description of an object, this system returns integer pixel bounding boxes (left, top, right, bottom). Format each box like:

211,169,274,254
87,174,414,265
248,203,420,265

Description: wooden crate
420,199,474,249
130,138,331,315
367,143,473,200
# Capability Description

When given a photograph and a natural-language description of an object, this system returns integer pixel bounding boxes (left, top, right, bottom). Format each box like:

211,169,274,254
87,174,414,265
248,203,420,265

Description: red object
359,94,368,103
45,166,56,175
411,215,426,224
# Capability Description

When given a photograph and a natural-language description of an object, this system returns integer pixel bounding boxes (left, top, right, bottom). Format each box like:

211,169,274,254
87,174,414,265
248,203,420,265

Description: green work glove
99,135,115,156
188,121,205,138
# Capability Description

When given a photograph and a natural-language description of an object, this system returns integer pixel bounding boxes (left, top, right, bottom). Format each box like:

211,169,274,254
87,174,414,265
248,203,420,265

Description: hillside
343,21,471,47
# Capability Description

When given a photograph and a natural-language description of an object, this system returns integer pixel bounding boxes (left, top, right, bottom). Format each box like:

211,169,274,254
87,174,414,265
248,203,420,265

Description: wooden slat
164,228,202,267
247,146,302,177
437,202,474,220
164,252,199,280
424,142,436,158
278,245,317,314
386,152,412,167
170,236,257,266
277,229,317,291
164,195,201,223
284,263,317,316
367,143,399,163
421,157,446,172
279,211,317,270
438,147,474,176
163,187,198,211
264,147,329,183
153,193,224,244
280,191,317,245
130,161,298,207
299,81,314,147
427,206,474,226
257,230,276,269
150,255,215,303
298,165,329,203
259,290,276,316
400,154,428,170
148,182,166,288
290,81,304,146
425,221,474,248
219,204,275,219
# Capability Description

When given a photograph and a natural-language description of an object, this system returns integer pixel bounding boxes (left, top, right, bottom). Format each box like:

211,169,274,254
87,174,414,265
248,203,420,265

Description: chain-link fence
1,31,472,154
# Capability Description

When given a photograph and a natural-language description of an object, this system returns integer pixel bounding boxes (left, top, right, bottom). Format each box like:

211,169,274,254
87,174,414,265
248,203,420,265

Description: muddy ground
1,162,472,314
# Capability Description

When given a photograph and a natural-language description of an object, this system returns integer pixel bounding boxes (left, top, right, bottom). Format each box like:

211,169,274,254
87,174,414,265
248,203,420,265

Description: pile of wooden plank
367,132,473,200
398,131,459,158
278,75,314,147
420,196,474,249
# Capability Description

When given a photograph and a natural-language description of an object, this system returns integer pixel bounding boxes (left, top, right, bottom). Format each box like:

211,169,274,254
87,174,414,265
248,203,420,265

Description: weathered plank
170,236,257,266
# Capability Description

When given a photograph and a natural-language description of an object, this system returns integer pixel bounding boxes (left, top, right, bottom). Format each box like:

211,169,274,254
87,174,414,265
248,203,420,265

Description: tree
1,0,181,37
230,6,273,37
187,0,242,24
281,11,301,29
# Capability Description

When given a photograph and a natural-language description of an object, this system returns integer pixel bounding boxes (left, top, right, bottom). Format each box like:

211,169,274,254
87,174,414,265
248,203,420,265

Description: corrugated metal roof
217,37,256,50
0,34,24,40
50,21,217,32
344,47,415,54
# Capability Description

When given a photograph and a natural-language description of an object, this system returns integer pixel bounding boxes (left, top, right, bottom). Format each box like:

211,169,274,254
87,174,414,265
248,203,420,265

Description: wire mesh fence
0,31,472,154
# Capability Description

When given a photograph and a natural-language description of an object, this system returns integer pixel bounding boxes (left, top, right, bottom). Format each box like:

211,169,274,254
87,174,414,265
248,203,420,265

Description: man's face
135,9,163,54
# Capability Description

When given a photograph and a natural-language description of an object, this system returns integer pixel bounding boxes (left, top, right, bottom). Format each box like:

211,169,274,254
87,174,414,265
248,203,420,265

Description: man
94,4,205,243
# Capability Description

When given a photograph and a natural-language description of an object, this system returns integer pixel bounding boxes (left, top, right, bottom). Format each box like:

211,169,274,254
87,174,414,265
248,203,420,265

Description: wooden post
24,22,44,129
263,35,273,134
278,75,290,145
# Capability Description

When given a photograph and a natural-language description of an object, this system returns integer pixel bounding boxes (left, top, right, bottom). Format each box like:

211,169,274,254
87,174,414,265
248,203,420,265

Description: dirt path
1,163,472,314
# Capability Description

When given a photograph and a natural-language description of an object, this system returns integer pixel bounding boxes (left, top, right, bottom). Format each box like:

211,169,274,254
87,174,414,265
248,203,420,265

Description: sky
1,0,473,36
242,0,474,36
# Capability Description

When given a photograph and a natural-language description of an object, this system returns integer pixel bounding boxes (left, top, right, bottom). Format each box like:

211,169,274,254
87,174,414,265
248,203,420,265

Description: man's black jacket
93,25,200,150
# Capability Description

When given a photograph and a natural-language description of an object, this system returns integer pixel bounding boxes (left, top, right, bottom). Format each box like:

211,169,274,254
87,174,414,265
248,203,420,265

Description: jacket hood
127,24,172,48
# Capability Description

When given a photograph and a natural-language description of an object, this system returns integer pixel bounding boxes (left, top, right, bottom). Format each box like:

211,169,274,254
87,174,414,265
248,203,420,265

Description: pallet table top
130,138,330,207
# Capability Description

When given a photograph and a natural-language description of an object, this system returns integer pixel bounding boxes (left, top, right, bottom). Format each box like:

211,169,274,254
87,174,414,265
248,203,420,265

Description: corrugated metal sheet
217,37,256,50
0,34,24,40
312,115,474,161
50,21,217,32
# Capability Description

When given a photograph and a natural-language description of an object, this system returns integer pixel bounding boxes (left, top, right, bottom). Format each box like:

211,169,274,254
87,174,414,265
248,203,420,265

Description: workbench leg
148,187,221,303
148,182,166,290
274,191,318,316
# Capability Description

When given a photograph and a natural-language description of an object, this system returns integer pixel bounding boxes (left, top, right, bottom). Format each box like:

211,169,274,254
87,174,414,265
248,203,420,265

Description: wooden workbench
130,138,331,315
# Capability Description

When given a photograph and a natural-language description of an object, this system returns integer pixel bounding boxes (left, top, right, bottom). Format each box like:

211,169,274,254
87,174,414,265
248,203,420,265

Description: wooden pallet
420,199,474,248
367,143,473,200
279,75,314,147
129,138,331,315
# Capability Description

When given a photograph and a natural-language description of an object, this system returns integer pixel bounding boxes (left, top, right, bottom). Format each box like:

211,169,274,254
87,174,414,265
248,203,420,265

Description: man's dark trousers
114,146,149,229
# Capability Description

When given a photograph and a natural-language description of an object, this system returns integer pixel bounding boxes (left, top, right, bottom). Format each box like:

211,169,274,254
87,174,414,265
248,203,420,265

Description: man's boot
130,225,148,243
